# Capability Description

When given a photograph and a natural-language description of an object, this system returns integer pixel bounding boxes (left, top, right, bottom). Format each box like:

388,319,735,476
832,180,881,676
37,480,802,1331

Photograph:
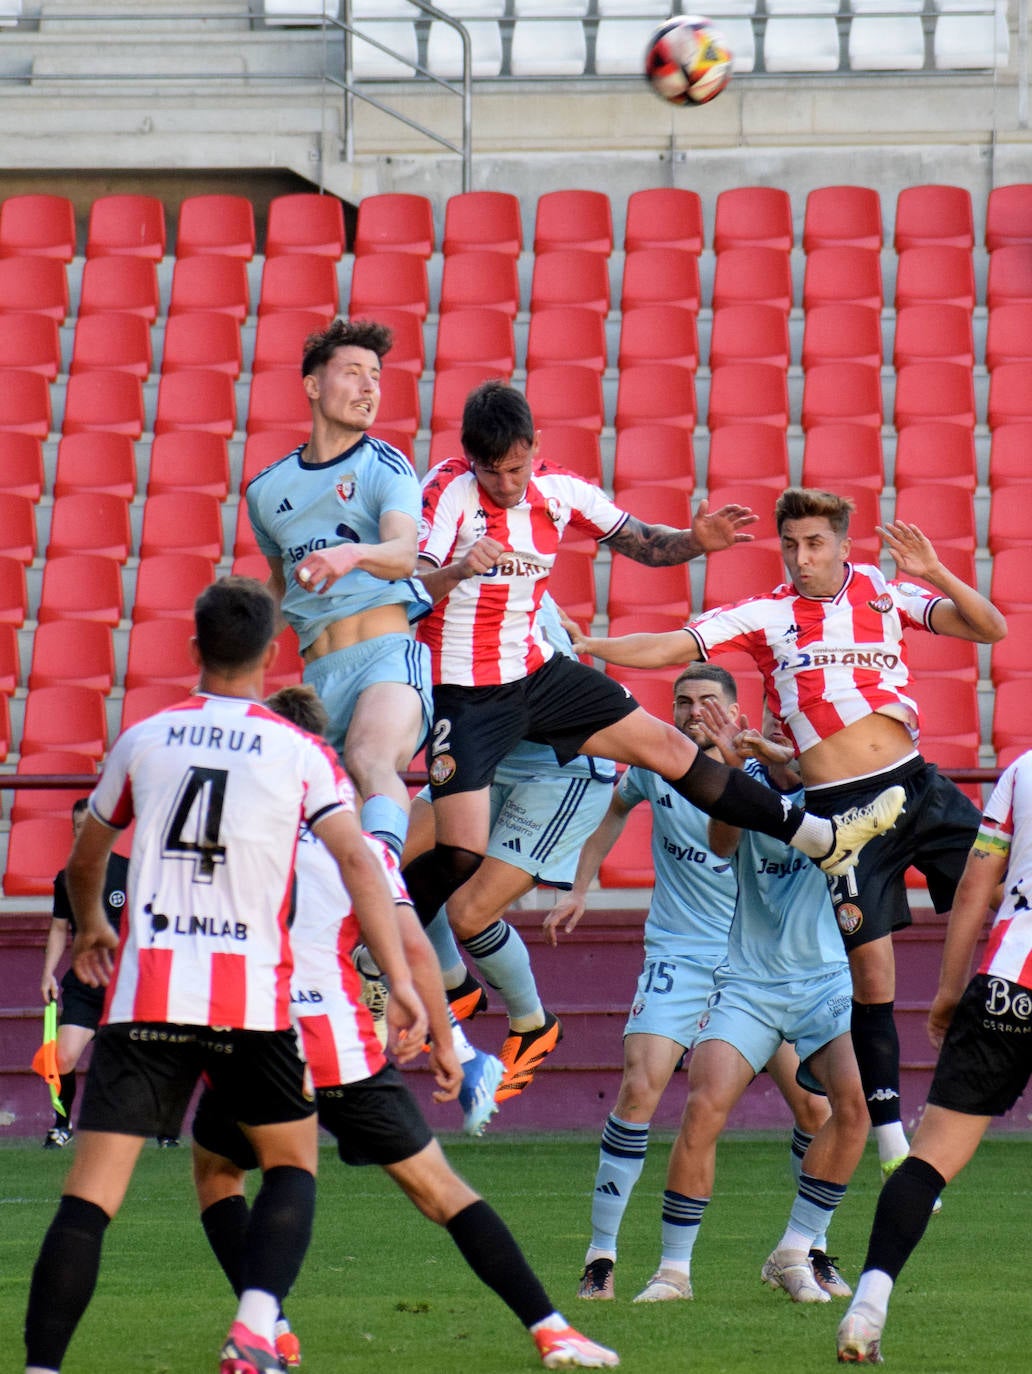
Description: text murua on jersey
166,724,263,754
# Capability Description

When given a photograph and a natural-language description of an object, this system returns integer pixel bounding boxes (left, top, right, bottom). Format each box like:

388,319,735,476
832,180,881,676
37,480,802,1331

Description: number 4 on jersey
163,766,229,883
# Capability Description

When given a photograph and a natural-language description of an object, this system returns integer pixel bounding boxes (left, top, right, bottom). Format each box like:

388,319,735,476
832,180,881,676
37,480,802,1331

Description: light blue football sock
790,1127,813,1185
462,920,541,1022
424,909,466,982
589,1115,650,1255
360,794,408,859
660,1191,710,1265
782,1173,847,1250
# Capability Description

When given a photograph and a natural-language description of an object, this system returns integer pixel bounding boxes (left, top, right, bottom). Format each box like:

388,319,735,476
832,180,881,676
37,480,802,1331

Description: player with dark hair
246,315,432,859
565,486,1007,1183
23,576,426,1374
403,388,907,1031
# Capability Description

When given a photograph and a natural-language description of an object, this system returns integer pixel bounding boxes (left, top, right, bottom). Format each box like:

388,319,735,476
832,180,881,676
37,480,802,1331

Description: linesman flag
31,999,66,1117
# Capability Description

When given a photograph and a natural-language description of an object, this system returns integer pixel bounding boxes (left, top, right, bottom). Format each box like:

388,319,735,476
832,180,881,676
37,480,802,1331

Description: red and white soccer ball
644,15,734,106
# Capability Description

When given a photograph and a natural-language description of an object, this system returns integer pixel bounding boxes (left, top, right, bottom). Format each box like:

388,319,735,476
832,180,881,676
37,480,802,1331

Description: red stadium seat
70,312,152,379
990,613,1032,685
615,363,695,433
802,185,882,252
154,369,236,437
426,429,462,467
147,431,230,498
616,305,696,371
988,423,1032,488
708,362,789,430
139,491,224,561
704,483,781,546
624,187,704,255
706,423,789,490
612,425,694,494
533,190,613,257
892,303,975,368
985,184,1032,252
78,255,159,321
905,629,978,683
621,248,700,313
919,739,983,806
354,193,434,258
894,362,975,430
0,194,76,261
531,249,611,316
894,184,974,251
4,817,76,897
176,194,256,260
245,369,310,436
29,619,114,692
232,498,261,558
607,559,691,617
160,311,242,377
893,422,977,491
894,246,976,310
376,368,422,437
86,194,166,260
598,803,653,889
0,554,27,626
985,302,1032,370
266,626,305,691
265,193,345,259
350,251,429,319
0,256,68,321
20,684,107,760
702,543,786,610
0,433,44,500
529,307,609,373
894,484,976,553
527,364,605,433
434,308,515,374
550,547,597,624
802,362,883,429
713,186,793,252
985,246,1032,309
251,308,334,375
443,191,522,258
711,247,793,312
132,552,216,623
988,482,1032,554
120,683,192,732
10,752,96,824
0,492,37,563
430,365,498,435
0,371,51,438
615,485,693,531
0,623,19,694
439,251,518,317
801,303,882,369
538,426,603,485
258,253,339,318
987,362,1032,428
363,307,425,376
53,432,136,500
124,617,198,690
61,371,144,438
0,313,62,379
168,255,249,321
710,304,790,369
802,247,882,310
993,678,1032,765
241,429,306,491
38,554,123,627
910,676,980,751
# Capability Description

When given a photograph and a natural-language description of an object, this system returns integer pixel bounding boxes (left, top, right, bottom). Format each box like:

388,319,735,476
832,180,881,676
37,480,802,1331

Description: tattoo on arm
607,516,699,567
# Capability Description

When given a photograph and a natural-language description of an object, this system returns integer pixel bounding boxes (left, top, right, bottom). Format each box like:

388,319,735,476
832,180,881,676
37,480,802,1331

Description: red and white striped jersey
418,456,627,685
978,751,1032,988
90,693,352,1032
290,832,401,1088
686,563,943,755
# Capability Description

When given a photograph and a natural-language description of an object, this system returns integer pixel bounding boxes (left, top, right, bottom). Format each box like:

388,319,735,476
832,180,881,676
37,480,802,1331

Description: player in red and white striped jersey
24,577,427,1374
570,487,1007,1185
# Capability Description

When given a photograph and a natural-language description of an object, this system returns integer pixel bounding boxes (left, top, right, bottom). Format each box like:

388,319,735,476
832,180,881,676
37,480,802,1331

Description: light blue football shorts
693,966,854,1075
623,953,718,1047
303,633,433,760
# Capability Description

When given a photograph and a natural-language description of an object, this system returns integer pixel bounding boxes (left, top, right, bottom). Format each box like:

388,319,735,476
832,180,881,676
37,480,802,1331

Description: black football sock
201,1194,250,1296
239,1166,315,1303
851,1000,902,1127
670,750,805,843
402,845,483,929
25,1195,110,1370
862,1156,946,1280
56,1071,76,1127
446,1200,554,1329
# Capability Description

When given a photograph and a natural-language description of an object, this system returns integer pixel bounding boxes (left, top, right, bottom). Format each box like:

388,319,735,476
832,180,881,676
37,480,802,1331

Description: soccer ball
644,16,733,106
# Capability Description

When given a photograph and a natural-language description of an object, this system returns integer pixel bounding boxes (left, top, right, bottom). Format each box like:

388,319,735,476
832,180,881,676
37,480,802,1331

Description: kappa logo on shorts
836,902,863,936
428,753,457,787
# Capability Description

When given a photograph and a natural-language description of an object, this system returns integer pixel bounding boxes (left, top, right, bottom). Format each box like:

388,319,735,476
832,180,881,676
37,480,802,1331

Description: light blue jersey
246,437,432,652
620,766,737,966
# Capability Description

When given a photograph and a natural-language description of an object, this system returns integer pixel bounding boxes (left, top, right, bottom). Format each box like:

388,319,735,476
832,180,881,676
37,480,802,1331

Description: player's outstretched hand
543,892,587,946
71,922,118,987
877,520,940,581
385,980,429,1064
690,499,758,552
428,1040,464,1103
295,543,365,594
555,606,591,656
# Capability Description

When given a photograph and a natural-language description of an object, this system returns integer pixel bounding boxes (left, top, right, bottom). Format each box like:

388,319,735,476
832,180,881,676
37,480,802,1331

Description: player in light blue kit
246,318,432,858
629,699,868,1307
545,665,831,1301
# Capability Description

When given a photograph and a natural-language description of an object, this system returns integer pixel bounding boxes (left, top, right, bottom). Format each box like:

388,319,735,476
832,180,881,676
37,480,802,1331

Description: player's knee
793,1094,831,1137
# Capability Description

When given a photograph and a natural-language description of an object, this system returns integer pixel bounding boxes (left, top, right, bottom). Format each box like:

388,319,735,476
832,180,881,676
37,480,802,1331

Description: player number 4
162,766,229,884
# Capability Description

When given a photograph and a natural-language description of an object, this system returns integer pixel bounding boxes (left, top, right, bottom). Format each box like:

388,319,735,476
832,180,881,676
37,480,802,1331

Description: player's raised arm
66,813,120,987
606,498,756,566
562,618,699,671
878,520,1007,644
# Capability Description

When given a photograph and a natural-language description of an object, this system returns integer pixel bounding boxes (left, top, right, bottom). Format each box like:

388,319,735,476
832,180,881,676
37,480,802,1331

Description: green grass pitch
1,1131,1027,1374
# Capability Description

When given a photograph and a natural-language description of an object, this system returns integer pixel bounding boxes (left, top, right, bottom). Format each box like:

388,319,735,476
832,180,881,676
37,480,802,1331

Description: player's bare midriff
798,712,917,787
302,603,412,662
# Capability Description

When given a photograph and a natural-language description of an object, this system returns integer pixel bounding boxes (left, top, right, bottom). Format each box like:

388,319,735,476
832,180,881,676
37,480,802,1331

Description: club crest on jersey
867,593,893,613
836,902,863,936
335,475,357,504
428,753,457,787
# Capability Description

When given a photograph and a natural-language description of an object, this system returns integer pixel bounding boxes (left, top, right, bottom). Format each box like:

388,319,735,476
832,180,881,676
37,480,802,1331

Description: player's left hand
927,990,959,1049
877,521,941,581
295,544,364,594
690,500,758,552
385,980,429,1064
427,1041,463,1103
